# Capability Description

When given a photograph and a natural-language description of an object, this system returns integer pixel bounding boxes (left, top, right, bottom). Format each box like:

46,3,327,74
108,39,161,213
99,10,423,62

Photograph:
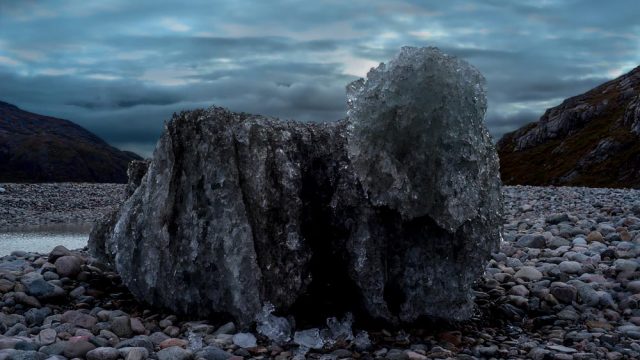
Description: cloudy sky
0,1,638,156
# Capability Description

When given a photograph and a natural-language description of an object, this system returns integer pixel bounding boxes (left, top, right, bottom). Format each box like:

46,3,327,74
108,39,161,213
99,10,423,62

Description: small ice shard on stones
256,302,292,344
187,330,203,351
326,312,354,341
354,330,372,351
293,328,324,349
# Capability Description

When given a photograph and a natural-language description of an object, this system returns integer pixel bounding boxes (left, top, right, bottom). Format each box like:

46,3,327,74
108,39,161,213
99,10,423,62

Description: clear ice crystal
256,302,291,344
326,312,354,341
354,330,372,351
293,328,325,349
187,330,203,351
319,328,335,347
395,330,409,343
293,346,310,359
346,46,492,232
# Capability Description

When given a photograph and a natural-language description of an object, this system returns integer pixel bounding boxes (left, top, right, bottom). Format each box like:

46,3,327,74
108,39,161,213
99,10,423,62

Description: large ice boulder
89,47,502,326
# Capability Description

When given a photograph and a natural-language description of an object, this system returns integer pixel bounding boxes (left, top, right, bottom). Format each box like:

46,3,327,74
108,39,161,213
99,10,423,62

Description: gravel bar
0,183,126,229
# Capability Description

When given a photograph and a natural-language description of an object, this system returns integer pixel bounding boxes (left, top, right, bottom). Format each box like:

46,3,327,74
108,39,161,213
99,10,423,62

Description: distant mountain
497,66,640,188
0,101,141,183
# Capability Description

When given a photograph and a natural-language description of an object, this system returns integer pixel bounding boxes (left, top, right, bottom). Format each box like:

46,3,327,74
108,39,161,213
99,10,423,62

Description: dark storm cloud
103,36,342,60
0,0,638,156
486,110,541,139
496,77,612,103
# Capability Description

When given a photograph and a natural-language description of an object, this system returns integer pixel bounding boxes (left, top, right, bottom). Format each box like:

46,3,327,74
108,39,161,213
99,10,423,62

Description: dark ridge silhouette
0,101,141,183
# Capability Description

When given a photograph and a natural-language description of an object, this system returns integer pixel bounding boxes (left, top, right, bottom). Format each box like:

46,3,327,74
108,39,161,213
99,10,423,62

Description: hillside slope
497,66,640,188
0,101,140,183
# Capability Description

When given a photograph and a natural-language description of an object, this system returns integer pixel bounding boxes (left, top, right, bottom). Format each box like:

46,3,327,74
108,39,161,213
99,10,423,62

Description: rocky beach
2,0,640,358
0,184,637,359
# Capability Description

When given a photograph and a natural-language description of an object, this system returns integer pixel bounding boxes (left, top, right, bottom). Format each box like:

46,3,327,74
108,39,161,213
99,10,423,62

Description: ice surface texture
347,47,492,231
89,47,502,326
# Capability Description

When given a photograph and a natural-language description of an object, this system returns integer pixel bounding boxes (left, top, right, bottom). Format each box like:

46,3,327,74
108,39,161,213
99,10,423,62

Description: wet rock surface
0,185,638,359
90,47,502,326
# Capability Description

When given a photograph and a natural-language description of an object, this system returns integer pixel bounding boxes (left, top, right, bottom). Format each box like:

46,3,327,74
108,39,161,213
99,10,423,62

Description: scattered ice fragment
232,332,257,348
256,302,291,344
319,328,335,347
395,330,409,343
187,330,203,351
293,328,324,349
326,312,354,341
354,330,372,351
293,346,309,360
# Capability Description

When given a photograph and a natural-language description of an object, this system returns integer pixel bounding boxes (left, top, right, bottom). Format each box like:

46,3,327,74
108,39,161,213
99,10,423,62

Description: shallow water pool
0,223,92,257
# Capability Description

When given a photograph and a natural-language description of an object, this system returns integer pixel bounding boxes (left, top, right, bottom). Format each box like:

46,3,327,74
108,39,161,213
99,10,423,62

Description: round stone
123,347,149,360
516,234,546,248
54,256,84,278
111,316,133,338
159,338,188,349
48,245,73,263
157,346,192,360
572,237,587,246
514,266,543,281
586,231,603,242
558,261,582,274
577,285,600,306
509,285,530,297
86,347,120,360
627,280,640,293
550,282,577,304
61,310,98,329
614,259,638,272
130,317,146,335
64,338,96,358
232,332,257,348
38,328,57,345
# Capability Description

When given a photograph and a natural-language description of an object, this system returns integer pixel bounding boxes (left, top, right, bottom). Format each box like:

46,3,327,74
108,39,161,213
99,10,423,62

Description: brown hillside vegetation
497,66,640,188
